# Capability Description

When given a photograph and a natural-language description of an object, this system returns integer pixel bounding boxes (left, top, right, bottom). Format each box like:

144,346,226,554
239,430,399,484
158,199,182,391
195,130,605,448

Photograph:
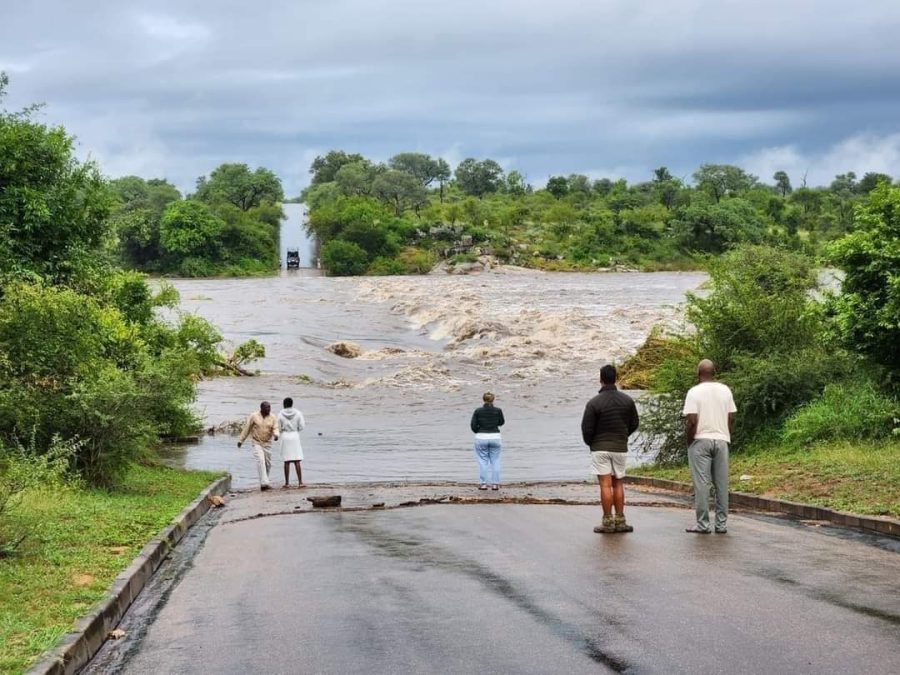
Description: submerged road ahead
92,496,900,675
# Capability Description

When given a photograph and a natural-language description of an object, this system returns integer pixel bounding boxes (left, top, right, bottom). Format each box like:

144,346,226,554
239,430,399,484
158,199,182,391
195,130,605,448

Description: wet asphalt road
95,503,900,675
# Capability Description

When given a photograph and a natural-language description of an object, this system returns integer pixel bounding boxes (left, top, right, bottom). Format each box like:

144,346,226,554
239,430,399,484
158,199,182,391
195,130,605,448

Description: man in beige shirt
238,401,279,490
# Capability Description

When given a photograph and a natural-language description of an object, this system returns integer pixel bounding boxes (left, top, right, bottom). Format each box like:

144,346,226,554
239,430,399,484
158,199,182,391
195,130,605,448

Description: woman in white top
277,397,306,488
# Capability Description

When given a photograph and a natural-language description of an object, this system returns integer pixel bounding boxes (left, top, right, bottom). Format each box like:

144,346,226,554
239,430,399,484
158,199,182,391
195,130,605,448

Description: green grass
633,439,900,518
0,463,221,674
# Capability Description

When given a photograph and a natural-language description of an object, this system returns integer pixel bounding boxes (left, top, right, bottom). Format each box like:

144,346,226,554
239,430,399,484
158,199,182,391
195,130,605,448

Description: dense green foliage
638,214,899,463
302,148,896,276
0,77,259,485
112,163,283,277
782,380,899,446
637,246,847,462
827,182,900,378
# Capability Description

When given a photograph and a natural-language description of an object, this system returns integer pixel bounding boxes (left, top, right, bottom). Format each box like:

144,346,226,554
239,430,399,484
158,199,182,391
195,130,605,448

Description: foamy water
161,269,705,487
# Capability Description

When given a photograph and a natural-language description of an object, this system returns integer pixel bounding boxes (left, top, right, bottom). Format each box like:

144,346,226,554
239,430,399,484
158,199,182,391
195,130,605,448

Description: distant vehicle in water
286,249,300,269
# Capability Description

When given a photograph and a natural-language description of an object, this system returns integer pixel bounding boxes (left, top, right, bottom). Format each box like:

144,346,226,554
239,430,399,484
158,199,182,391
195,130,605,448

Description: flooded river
161,269,705,487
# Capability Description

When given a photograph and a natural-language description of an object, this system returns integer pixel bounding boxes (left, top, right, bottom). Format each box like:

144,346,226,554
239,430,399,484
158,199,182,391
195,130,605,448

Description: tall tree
693,164,758,203
388,153,443,187
505,170,527,196
454,158,504,198
653,166,674,183
309,150,366,185
829,183,900,374
857,172,892,194
158,201,225,259
0,73,113,284
194,163,283,211
773,171,792,197
546,176,570,199
334,160,380,197
435,158,452,202
372,170,428,216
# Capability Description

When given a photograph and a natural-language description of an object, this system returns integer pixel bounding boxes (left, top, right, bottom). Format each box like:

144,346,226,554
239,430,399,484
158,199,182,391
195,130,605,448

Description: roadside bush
726,349,847,439
639,245,835,461
322,239,368,276
783,381,900,446
828,183,900,380
0,435,77,557
0,285,152,484
686,245,821,370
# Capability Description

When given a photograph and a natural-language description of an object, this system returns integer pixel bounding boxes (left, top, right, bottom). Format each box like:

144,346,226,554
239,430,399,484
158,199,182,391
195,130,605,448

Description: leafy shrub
783,381,900,445
397,248,436,274
727,349,848,439
0,435,78,557
177,256,217,278
368,257,407,275
639,245,836,461
322,239,369,276
687,245,821,370
828,183,900,379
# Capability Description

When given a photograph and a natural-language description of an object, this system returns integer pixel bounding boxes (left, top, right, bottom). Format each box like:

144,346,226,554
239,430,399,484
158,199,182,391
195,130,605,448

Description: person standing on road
471,392,505,491
238,401,279,491
581,364,640,534
278,397,306,489
683,359,737,534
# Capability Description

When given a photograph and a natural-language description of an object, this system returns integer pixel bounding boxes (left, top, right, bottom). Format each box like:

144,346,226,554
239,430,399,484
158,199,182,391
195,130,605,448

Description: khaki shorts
590,451,627,478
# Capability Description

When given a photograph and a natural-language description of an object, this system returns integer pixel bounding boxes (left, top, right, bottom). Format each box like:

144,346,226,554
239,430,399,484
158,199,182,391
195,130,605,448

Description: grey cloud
3,0,900,193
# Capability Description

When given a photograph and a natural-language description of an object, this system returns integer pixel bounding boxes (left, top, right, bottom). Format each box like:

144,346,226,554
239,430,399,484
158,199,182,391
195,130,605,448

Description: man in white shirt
682,360,737,534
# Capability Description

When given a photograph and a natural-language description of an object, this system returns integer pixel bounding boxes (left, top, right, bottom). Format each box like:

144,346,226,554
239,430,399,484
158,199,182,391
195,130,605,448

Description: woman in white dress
277,397,306,488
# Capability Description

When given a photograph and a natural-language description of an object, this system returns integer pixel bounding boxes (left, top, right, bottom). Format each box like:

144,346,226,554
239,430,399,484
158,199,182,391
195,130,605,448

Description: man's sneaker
260,484,272,492
613,516,634,533
715,528,728,534
593,515,616,534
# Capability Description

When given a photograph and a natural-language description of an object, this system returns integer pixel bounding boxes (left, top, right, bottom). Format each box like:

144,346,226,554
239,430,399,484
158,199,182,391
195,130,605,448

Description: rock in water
307,495,342,508
326,341,363,358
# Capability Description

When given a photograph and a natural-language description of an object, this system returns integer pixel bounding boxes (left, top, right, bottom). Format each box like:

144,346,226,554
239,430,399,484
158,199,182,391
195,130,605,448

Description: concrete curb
625,475,900,538
27,474,232,675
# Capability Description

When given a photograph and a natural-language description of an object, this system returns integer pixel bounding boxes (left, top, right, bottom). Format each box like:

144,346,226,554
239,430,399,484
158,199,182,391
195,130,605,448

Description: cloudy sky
3,0,900,195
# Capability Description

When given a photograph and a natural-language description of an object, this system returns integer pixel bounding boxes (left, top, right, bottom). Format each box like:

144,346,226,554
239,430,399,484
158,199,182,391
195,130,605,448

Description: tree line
113,163,284,277
301,149,895,276
0,75,264,487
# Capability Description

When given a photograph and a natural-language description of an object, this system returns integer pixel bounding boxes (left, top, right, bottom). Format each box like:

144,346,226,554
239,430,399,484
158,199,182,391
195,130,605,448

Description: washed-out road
87,484,900,675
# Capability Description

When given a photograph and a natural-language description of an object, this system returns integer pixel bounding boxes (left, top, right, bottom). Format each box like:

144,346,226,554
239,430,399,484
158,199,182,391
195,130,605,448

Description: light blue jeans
474,438,502,485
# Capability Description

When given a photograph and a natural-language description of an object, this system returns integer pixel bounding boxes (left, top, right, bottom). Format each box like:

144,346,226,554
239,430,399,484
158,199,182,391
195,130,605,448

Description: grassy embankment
619,330,900,518
0,464,221,674
632,441,900,518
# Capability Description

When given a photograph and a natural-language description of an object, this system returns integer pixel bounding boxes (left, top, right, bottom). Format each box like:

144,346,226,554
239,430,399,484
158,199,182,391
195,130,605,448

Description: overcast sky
3,0,900,196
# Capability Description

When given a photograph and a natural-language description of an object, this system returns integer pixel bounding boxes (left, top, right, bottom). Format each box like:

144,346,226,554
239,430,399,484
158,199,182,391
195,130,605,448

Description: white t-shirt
682,381,737,443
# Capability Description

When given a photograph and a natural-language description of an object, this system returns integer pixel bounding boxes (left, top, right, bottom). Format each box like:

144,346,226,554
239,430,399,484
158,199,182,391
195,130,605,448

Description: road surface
87,490,900,675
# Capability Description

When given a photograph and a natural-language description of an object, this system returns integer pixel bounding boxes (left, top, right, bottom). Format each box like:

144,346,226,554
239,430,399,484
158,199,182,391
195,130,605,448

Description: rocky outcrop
326,341,363,358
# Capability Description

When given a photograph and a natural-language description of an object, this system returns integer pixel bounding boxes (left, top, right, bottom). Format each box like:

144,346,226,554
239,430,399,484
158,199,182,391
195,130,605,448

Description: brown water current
159,269,705,487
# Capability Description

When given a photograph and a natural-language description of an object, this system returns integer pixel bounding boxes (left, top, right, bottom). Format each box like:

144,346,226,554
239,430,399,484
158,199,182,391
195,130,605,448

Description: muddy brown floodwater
158,269,705,487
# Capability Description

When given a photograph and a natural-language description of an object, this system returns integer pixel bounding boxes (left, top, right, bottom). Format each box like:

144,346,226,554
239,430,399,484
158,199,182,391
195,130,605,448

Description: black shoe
715,528,728,534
